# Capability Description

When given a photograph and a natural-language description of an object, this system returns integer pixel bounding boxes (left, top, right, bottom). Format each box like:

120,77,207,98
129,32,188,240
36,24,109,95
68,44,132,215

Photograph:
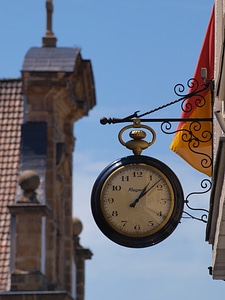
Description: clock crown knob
129,130,146,139
118,119,156,155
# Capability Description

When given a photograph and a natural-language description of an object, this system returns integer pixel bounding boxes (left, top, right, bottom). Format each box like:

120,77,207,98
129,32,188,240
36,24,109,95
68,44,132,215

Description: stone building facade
0,1,95,299
206,0,225,280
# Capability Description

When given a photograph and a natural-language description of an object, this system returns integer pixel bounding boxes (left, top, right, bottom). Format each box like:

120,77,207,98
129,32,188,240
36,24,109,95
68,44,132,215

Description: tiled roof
22,47,80,72
0,79,23,291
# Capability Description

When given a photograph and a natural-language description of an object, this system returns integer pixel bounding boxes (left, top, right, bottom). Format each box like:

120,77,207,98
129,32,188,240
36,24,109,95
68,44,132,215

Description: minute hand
130,179,161,208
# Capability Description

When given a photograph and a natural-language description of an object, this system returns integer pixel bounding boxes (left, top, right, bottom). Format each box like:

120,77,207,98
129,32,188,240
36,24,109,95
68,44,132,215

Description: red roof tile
0,78,23,291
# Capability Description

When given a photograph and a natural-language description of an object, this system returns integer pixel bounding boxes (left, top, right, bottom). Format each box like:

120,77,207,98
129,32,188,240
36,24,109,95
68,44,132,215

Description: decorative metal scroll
160,120,212,171
100,78,214,223
182,179,211,223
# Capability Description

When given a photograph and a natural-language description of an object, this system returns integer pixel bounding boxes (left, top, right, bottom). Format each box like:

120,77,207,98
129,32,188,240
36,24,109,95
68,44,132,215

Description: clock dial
91,155,184,248
100,164,174,237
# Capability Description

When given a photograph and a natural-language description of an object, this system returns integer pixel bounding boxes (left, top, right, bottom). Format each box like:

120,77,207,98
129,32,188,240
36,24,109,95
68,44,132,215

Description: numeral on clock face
121,175,129,181
133,171,143,177
112,185,121,191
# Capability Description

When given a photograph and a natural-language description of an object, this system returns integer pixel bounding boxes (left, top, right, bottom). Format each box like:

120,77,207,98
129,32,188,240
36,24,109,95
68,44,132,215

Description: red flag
170,5,214,176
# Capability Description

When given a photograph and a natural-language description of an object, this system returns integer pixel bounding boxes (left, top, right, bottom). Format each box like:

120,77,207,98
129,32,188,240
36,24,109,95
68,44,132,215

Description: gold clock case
91,155,184,248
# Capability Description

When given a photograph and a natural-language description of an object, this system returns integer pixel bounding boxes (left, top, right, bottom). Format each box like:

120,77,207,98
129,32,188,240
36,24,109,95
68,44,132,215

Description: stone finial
17,170,40,203
42,0,57,47
73,217,83,249
73,217,83,236
46,0,54,35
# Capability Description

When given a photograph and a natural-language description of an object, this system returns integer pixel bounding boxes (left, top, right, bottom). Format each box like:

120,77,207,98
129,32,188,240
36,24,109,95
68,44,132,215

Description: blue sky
1,1,224,299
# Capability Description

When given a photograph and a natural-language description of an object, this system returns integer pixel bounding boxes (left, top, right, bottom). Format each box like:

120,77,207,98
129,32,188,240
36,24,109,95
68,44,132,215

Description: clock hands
129,181,151,207
129,179,161,208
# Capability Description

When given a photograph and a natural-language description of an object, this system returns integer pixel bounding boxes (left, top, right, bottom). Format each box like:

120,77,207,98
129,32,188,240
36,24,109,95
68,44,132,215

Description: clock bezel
91,155,184,248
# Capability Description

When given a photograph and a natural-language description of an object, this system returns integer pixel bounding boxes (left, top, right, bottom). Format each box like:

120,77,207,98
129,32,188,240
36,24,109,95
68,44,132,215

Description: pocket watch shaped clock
91,155,184,248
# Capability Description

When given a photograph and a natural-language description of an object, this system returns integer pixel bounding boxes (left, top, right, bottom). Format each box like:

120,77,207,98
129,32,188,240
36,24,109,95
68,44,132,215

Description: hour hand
129,181,151,208
129,200,139,208
129,179,161,208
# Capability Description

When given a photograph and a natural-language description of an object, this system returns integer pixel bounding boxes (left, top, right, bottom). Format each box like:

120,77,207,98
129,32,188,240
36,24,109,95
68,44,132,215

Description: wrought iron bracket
100,78,214,224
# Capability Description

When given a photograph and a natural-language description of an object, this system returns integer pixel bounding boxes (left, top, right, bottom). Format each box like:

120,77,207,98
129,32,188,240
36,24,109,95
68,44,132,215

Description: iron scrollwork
174,78,207,112
160,120,212,171
182,179,211,223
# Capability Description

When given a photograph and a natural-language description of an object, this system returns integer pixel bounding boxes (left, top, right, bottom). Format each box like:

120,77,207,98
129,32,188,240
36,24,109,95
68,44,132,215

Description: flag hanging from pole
170,5,214,177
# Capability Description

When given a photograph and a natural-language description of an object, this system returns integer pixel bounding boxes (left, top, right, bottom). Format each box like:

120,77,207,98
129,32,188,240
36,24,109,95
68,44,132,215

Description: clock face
100,164,174,238
91,155,184,248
